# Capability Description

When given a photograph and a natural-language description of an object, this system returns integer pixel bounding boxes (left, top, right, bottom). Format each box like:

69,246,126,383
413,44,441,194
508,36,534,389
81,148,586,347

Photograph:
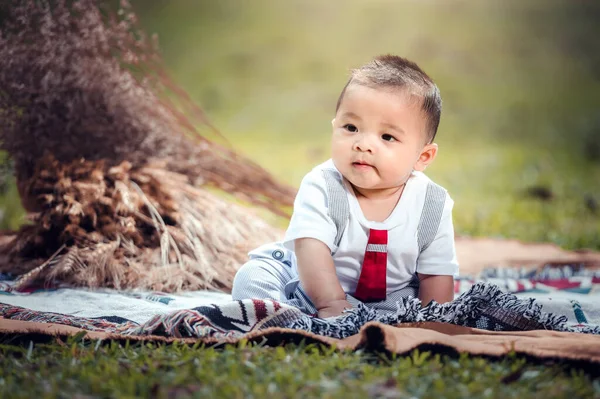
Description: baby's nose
353,136,374,152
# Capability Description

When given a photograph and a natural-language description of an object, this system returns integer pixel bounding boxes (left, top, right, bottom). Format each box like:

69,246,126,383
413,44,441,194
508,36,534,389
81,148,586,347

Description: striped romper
232,160,458,316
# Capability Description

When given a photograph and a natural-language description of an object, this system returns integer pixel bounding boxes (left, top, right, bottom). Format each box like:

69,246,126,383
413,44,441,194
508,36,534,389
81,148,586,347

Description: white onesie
250,159,458,296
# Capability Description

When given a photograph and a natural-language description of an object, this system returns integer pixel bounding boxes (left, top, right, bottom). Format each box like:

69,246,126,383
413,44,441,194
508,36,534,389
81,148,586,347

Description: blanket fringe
289,282,600,339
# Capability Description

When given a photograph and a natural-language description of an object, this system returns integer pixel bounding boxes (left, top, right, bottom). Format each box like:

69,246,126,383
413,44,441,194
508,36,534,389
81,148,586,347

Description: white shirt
279,159,459,295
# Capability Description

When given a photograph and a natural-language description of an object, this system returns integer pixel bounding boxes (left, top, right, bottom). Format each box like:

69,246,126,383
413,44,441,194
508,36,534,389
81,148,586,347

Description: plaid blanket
1,265,599,340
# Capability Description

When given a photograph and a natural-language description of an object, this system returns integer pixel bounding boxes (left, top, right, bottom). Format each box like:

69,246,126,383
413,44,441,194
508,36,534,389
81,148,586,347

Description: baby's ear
414,143,438,171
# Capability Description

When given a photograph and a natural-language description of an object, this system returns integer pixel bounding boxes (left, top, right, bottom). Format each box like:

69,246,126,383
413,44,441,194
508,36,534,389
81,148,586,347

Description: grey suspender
322,169,350,249
416,182,446,252
322,168,446,256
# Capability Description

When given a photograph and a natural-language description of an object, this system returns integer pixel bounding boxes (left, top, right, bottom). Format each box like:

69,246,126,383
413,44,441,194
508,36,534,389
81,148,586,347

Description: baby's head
331,55,442,196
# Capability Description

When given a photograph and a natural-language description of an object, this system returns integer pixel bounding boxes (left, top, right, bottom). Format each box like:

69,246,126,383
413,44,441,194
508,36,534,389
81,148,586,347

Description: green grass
0,337,598,399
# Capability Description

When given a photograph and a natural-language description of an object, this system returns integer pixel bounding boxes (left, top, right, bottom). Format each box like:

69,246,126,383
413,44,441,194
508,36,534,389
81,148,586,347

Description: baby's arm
417,273,454,305
295,238,352,318
416,195,459,306
283,169,351,318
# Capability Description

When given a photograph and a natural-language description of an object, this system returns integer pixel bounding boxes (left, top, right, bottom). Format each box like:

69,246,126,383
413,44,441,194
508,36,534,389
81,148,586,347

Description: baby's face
331,84,431,195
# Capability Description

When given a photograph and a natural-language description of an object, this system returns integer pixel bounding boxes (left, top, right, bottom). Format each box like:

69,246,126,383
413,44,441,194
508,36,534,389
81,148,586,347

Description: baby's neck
352,184,405,201
352,184,406,223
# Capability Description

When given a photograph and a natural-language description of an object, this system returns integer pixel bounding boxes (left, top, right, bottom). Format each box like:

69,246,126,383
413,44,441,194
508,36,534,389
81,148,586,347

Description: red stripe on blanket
252,299,268,321
536,280,585,289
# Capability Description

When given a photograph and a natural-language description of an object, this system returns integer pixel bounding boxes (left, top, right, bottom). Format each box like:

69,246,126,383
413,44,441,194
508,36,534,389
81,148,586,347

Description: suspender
416,181,446,253
322,170,350,250
322,168,446,257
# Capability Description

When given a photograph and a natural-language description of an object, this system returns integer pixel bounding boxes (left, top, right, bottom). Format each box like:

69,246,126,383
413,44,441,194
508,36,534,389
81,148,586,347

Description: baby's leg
231,258,304,308
374,285,419,314
232,259,292,302
232,259,318,315
348,284,419,316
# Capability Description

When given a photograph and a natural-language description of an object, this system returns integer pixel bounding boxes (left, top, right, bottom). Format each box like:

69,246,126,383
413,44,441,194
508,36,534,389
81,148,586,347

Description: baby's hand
317,299,353,319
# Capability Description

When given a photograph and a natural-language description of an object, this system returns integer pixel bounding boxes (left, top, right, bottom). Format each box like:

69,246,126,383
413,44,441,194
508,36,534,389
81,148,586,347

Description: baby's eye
343,124,358,133
381,134,397,142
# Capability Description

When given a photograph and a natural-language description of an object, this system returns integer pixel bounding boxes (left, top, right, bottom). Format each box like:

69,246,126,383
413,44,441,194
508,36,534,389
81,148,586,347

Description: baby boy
232,55,458,318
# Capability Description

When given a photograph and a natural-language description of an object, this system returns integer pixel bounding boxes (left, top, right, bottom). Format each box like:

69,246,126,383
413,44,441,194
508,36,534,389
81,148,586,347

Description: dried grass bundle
3,155,280,291
0,0,292,291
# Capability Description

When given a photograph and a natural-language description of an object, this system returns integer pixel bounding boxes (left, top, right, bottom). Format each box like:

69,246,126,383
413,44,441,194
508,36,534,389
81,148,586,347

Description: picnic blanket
1,264,600,363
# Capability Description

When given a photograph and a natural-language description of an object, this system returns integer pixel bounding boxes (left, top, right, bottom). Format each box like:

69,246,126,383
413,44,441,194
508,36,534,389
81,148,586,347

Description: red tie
354,229,388,302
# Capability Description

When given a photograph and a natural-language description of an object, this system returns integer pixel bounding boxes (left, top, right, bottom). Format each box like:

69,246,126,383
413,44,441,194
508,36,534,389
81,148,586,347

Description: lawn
0,1,599,397
0,336,598,398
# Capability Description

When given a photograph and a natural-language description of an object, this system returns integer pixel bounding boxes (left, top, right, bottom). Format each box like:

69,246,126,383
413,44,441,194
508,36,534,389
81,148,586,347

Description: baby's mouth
352,161,374,169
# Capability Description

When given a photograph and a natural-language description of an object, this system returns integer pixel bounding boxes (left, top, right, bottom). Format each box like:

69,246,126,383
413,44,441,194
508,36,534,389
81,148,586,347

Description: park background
1,0,598,251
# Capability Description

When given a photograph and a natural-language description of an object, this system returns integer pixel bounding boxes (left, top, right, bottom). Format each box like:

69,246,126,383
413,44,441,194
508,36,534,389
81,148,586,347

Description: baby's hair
335,55,442,143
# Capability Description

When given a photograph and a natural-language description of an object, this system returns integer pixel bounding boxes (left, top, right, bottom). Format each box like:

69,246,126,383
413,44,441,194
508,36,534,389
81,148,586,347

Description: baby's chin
345,174,406,192
344,177,381,191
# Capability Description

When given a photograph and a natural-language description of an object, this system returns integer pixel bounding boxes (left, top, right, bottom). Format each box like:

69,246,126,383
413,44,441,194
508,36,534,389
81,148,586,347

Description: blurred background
0,0,599,250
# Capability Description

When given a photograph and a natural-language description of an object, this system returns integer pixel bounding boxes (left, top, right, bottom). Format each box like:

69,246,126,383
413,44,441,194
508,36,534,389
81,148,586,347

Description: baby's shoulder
308,159,338,175
300,159,340,186
410,171,448,194
408,171,453,215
